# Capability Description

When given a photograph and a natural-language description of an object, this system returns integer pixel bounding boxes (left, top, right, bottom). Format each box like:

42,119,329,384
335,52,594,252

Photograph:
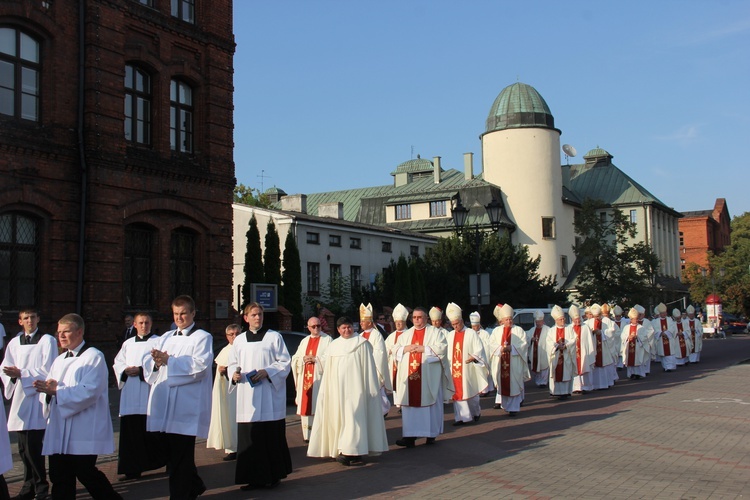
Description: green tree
234,183,272,207
572,199,660,306
394,255,414,305
684,212,750,316
263,219,281,287
280,230,303,329
242,215,264,307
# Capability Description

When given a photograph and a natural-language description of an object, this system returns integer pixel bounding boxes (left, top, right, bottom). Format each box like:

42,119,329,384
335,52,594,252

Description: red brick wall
0,0,235,360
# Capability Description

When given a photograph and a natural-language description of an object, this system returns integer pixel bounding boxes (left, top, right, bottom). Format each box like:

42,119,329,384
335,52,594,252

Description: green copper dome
485,82,555,133
390,156,436,176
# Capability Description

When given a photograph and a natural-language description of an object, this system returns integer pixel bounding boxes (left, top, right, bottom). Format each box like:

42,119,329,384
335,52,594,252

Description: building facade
0,1,235,352
679,198,731,271
232,201,437,314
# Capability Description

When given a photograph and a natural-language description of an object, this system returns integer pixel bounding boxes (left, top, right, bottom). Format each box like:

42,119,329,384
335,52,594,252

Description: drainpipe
75,0,88,314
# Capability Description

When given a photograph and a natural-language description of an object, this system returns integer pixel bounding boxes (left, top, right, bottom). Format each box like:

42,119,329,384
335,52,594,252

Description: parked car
721,314,748,335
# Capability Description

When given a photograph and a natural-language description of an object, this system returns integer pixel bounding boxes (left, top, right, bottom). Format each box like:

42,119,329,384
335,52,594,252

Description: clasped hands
403,344,424,354
33,378,58,396
151,348,169,368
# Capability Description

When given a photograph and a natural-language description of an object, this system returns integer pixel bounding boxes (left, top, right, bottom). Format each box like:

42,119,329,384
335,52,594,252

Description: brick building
0,0,235,356
679,198,731,271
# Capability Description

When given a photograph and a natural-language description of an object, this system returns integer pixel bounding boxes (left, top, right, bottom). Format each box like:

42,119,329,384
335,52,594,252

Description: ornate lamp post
451,195,503,308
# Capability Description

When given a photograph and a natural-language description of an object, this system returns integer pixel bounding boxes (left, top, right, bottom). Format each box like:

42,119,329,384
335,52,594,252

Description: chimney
433,156,441,184
318,202,344,219
280,194,307,214
464,152,474,180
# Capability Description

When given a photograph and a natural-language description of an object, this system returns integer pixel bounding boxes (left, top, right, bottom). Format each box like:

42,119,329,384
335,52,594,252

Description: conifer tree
242,215,264,307
281,230,303,329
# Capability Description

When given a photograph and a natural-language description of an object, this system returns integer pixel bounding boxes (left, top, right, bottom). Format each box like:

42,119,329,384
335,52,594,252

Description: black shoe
508,411,518,417
473,414,480,422
425,437,436,445
337,453,353,466
493,403,502,409
396,437,416,448
520,400,524,407
222,452,237,461
452,420,465,426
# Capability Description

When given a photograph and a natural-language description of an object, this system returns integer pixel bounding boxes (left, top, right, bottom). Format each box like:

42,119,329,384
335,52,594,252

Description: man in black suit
116,314,135,348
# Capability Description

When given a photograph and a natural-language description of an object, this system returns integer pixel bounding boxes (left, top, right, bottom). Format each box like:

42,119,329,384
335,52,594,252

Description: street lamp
451,194,503,308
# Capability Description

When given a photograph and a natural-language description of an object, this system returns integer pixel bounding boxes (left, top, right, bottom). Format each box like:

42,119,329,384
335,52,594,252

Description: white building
232,199,437,312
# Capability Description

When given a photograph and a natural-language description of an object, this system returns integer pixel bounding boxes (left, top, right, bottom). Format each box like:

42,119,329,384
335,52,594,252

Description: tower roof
390,156,437,176
485,82,556,133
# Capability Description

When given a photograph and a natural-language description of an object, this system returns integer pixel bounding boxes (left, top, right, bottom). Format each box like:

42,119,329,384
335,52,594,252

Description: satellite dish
562,144,577,165
562,144,577,157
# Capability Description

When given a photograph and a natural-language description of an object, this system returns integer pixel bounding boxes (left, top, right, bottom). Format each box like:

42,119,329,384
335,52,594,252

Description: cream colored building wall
482,127,574,287
233,203,437,313
384,201,452,224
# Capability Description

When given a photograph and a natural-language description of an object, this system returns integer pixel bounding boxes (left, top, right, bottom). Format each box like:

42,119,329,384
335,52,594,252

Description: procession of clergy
0,297,705,498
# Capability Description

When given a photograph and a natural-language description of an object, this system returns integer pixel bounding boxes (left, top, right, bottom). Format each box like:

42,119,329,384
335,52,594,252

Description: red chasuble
676,323,687,357
554,327,565,382
407,328,426,406
574,324,583,374
499,326,512,396
627,325,637,367
593,319,604,367
531,327,542,371
391,330,403,389
451,330,465,401
660,318,671,356
300,336,321,416
362,330,371,340
689,320,697,353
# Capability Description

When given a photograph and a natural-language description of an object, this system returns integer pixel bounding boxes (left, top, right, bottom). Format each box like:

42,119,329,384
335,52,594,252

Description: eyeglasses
308,325,321,329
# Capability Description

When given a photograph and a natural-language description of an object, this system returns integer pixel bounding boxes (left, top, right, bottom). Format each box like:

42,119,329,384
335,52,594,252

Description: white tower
481,82,573,287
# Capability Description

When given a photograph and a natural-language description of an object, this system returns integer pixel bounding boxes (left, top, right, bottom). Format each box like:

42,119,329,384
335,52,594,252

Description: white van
512,308,570,331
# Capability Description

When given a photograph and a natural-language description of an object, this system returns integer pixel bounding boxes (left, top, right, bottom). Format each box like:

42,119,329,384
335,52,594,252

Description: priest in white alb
488,304,528,416
469,311,494,394
35,313,122,500
228,302,292,491
384,303,410,405
291,316,331,442
207,323,242,460
622,307,650,379
307,317,388,466
394,307,452,448
569,305,595,393
651,303,678,372
445,303,488,425
359,303,392,416
546,305,576,399
672,308,693,366
112,312,164,479
1,306,57,500
144,295,212,499
526,310,550,388
585,304,616,389
686,305,703,363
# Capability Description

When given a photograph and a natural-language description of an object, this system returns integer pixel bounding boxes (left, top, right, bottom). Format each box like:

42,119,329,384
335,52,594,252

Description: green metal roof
265,186,287,195
485,82,556,134
389,157,437,176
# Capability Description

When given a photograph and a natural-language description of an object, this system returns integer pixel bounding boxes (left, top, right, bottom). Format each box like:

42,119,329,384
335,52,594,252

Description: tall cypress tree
263,219,282,287
242,215,264,307
280,230,303,330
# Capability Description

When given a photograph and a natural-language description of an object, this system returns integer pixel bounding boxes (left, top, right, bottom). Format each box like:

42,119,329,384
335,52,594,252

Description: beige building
232,201,437,312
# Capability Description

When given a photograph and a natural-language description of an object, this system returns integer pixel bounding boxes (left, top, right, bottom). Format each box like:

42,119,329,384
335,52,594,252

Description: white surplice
1,331,58,431
489,325,528,412
113,333,160,416
291,333,332,439
445,329,488,422
227,329,290,423
546,326,577,396
41,344,115,456
207,344,238,452
526,325,550,387
307,335,388,458
144,326,213,438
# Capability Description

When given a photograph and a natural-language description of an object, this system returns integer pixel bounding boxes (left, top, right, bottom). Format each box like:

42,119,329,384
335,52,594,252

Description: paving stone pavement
5,335,750,499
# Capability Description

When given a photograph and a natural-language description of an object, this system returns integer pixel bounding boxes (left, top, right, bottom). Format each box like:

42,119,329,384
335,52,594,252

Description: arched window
0,213,39,309
0,27,41,121
170,79,193,153
124,64,151,145
170,228,196,299
124,223,157,308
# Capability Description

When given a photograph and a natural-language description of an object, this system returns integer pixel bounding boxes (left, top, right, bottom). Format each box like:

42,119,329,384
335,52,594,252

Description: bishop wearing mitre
445,303,488,425
546,305,577,399
393,307,452,448
359,303,393,416
488,304,528,416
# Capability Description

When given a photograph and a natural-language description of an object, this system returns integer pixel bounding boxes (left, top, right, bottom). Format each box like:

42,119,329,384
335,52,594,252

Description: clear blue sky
233,1,750,217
